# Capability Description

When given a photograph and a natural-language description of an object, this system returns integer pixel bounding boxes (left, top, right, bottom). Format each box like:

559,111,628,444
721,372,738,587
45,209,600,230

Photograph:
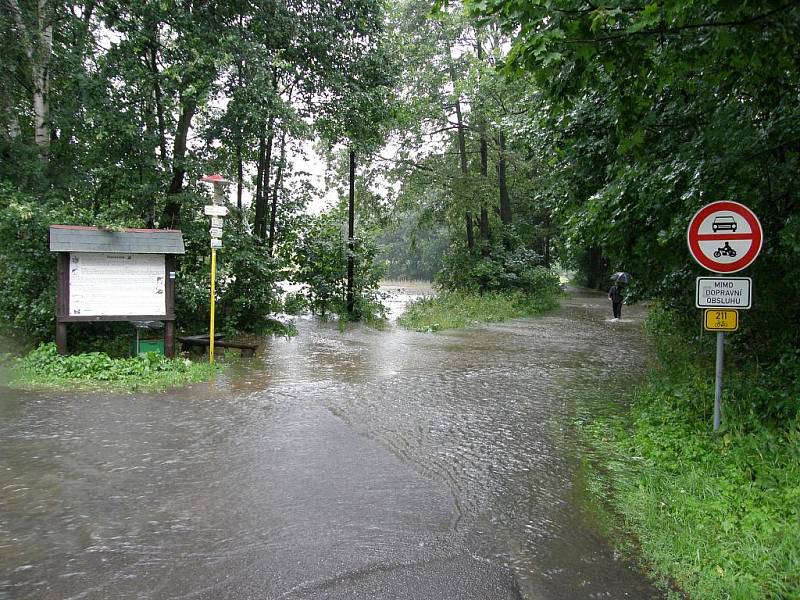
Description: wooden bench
178,335,259,357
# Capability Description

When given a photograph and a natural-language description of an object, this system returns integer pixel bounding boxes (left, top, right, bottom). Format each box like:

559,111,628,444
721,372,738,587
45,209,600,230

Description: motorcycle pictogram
713,242,737,258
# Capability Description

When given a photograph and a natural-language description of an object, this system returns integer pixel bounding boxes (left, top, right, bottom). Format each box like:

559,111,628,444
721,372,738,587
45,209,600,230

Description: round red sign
687,201,763,273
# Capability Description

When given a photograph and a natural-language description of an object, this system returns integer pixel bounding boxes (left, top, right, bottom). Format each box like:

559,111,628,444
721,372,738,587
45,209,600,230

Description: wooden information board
50,226,185,357
69,253,167,317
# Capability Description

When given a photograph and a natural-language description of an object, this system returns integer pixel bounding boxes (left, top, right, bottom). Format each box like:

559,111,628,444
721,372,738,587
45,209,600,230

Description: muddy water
0,290,662,599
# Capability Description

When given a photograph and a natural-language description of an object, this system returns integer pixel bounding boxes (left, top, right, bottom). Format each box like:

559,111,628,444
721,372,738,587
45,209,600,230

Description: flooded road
0,289,663,599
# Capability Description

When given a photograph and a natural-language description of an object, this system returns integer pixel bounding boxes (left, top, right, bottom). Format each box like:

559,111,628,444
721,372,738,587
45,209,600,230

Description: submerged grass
576,307,800,599
10,342,221,392
398,290,559,332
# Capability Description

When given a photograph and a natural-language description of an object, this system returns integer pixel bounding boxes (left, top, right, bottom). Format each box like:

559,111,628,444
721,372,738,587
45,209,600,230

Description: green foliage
383,0,562,295
462,0,800,362
0,186,283,344
69,322,145,358
261,318,298,338
745,350,800,424
645,303,800,424
438,243,560,296
643,302,704,366
13,342,219,391
0,186,85,340
1,0,393,348
581,398,800,599
377,209,448,281
293,210,386,323
175,205,281,336
576,307,800,599
293,213,345,315
398,288,558,332
282,291,309,315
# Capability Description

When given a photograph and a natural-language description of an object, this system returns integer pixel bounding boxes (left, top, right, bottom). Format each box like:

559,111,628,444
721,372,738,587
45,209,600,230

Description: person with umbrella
608,272,630,320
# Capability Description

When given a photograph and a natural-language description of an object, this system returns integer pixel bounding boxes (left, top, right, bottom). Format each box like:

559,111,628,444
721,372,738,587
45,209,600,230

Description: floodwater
0,289,664,600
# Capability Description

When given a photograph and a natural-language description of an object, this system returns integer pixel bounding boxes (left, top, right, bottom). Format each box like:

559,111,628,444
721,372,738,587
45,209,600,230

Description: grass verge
10,342,221,392
397,290,559,332
575,308,800,599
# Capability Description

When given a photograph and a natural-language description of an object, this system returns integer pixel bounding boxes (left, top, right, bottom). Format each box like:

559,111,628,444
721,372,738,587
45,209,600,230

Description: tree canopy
2,0,799,362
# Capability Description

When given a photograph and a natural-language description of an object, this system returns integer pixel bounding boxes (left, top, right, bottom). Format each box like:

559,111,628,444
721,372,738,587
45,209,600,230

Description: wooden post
56,322,68,354
165,255,176,357
209,248,217,363
164,321,175,358
346,148,355,316
55,252,69,355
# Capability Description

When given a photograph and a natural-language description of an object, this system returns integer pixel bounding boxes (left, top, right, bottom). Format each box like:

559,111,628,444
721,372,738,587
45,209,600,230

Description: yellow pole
209,248,216,364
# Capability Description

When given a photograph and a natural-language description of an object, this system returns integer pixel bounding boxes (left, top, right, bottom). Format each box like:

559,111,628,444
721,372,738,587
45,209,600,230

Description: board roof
49,225,185,255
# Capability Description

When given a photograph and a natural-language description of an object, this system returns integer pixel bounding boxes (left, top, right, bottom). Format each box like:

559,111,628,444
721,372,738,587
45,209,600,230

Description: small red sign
687,201,762,273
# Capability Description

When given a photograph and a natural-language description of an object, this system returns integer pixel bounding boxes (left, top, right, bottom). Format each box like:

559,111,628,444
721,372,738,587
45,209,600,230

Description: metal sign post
687,201,763,431
210,248,217,363
703,299,739,432
714,330,724,430
201,175,230,364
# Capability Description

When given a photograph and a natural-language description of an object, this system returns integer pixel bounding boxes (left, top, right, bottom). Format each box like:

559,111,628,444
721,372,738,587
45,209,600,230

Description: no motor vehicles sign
686,201,762,273
686,202,763,432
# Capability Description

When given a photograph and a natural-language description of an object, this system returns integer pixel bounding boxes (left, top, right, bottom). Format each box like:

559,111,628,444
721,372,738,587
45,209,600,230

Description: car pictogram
712,215,737,232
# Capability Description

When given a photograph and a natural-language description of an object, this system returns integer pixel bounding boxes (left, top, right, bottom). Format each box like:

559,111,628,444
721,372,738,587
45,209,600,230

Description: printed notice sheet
69,252,166,316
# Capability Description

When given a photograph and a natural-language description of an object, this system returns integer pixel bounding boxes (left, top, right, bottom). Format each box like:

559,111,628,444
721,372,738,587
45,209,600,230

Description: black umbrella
610,272,631,284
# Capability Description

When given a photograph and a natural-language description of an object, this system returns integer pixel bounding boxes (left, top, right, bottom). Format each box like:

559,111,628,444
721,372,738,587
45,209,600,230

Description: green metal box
131,338,165,356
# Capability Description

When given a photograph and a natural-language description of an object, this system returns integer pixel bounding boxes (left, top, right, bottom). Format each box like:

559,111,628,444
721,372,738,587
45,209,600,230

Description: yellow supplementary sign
704,309,739,332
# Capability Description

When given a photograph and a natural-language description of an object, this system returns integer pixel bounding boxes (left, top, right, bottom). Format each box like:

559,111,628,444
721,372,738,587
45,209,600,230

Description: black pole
346,148,356,316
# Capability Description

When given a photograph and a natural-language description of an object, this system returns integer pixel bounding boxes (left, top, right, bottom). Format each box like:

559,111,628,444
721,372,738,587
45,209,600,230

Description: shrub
0,187,76,341
437,243,560,296
399,289,559,332
282,291,309,315
13,342,217,390
174,203,282,335
0,187,284,344
293,211,385,322
645,302,800,423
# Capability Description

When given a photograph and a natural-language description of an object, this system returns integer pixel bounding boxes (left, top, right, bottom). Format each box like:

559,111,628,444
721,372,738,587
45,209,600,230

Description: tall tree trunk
256,69,280,239
256,120,274,239
475,39,490,252
478,122,490,251
464,211,475,250
144,38,165,227
543,214,551,268
7,112,21,139
9,0,52,150
32,0,51,148
586,245,605,289
234,54,244,211
498,129,512,226
161,94,197,228
235,141,243,210
148,45,168,166
254,133,266,231
267,130,286,257
31,60,49,148
447,57,473,250
346,148,356,316
452,92,468,176
141,97,157,228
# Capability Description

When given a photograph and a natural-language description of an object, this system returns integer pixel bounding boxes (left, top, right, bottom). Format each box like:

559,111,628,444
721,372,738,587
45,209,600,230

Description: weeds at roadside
575,304,800,599
398,290,559,332
11,342,220,392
